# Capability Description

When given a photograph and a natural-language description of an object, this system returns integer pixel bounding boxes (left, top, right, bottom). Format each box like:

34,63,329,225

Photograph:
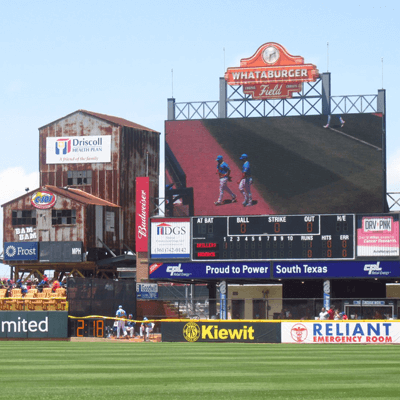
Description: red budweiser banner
224,42,319,100
135,177,150,252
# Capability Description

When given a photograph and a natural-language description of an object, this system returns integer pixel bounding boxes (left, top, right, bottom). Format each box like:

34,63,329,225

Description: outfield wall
3,314,397,343
0,311,68,339
162,320,400,344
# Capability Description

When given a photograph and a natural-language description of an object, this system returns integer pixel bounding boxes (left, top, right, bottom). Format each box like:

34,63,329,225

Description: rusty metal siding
3,196,37,243
3,194,85,246
85,205,96,248
105,170,113,203
38,110,159,253
119,126,160,250
85,205,120,250
39,111,121,206
103,206,120,251
3,192,121,262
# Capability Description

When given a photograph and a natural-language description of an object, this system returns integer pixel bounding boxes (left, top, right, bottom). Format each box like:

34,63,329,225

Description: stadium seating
43,288,53,297
24,291,37,311
0,286,68,311
5,289,24,311
0,289,8,310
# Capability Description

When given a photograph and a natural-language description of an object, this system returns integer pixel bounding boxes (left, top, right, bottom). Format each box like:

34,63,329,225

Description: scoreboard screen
192,214,354,261
165,114,384,218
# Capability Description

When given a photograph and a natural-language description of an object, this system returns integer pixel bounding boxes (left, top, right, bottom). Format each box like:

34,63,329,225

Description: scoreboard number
71,319,105,338
192,214,354,261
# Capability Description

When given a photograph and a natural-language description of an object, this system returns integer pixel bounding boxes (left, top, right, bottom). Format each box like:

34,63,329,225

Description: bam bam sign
224,42,319,100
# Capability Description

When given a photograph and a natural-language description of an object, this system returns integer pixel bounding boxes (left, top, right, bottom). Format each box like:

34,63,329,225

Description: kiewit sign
224,42,319,99
46,135,111,164
162,321,280,343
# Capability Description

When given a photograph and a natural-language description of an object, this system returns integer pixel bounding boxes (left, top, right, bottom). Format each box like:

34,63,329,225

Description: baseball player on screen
324,114,345,128
238,153,253,207
215,155,237,205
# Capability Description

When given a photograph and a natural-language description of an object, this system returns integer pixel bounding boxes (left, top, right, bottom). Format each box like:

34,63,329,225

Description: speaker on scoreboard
331,280,386,299
282,280,322,298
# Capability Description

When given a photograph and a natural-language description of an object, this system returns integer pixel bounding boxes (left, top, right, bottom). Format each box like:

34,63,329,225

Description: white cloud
0,167,39,206
6,79,25,94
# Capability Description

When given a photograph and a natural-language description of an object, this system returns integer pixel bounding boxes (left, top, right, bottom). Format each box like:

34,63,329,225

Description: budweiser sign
135,177,150,252
224,42,319,100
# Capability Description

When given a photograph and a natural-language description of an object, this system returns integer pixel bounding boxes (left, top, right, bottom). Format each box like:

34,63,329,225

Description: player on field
115,305,127,339
126,314,136,338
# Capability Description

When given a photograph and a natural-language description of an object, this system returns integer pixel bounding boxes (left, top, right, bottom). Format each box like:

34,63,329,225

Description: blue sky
1,0,399,277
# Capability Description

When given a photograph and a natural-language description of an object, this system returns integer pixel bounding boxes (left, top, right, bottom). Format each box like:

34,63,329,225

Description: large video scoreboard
192,214,354,261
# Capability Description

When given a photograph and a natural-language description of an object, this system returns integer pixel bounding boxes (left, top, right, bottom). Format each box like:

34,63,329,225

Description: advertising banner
149,261,271,280
136,283,158,299
31,190,57,209
162,321,281,343
150,218,191,259
135,177,150,252
273,260,400,279
0,311,68,339
46,136,111,164
13,227,37,242
357,215,399,257
4,242,38,261
39,242,83,263
224,42,319,100
282,321,400,344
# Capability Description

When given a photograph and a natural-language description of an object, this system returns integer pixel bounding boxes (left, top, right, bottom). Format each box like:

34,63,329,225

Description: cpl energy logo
183,322,201,342
364,261,390,276
31,191,56,209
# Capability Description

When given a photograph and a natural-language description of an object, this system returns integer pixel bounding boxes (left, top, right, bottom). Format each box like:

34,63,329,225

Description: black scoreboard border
190,214,356,262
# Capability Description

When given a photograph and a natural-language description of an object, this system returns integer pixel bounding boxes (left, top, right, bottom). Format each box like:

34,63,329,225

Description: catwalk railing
172,77,380,119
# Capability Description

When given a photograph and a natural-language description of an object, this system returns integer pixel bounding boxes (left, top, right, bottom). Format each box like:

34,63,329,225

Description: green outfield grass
1,341,399,400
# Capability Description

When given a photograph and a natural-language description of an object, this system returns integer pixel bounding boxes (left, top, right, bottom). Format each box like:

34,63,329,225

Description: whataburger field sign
224,42,319,100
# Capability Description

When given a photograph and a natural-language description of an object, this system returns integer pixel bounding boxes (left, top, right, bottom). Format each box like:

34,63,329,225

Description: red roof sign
224,43,319,100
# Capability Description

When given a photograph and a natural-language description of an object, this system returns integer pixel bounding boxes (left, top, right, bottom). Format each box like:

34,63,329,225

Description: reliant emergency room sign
224,42,319,100
282,321,400,344
46,135,111,164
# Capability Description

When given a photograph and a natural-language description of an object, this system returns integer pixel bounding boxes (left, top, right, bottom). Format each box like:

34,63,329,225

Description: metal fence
137,297,400,321
67,277,136,318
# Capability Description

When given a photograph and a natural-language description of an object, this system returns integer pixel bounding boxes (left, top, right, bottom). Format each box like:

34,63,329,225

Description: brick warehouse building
2,110,160,281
